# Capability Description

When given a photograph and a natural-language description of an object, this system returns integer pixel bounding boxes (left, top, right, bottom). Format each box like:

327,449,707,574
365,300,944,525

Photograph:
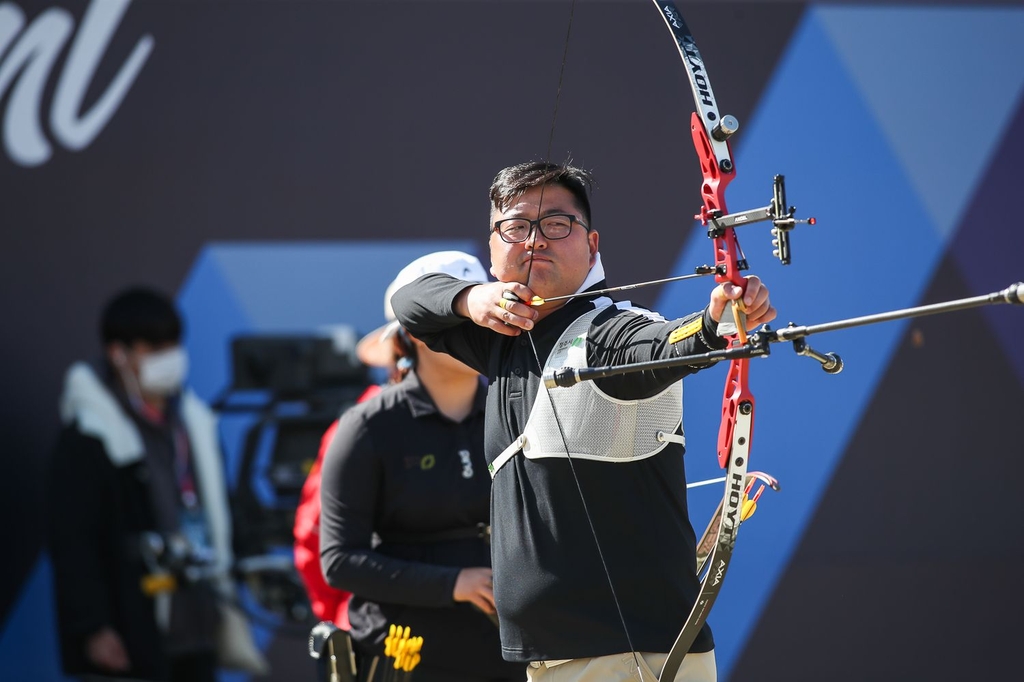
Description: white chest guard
488,303,685,478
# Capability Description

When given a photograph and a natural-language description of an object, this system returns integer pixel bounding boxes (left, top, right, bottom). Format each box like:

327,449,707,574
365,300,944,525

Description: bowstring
522,0,577,287
521,0,647,677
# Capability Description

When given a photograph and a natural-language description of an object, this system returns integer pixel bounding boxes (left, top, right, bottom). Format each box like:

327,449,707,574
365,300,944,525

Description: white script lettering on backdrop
0,0,152,167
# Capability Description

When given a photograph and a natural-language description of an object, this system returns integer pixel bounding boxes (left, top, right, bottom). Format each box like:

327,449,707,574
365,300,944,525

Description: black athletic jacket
393,273,727,663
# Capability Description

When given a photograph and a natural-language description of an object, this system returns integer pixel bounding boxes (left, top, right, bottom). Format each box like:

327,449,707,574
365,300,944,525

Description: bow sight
703,174,817,269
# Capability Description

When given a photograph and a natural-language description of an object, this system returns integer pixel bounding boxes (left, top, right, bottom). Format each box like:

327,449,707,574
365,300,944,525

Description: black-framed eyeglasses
492,214,590,244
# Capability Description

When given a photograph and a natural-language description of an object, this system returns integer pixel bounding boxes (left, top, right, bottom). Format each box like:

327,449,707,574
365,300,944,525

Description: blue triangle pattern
818,6,1024,240
205,241,474,333
0,555,74,681
178,246,253,404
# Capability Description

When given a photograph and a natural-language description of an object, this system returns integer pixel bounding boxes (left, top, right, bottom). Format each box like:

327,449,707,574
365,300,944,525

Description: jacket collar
401,370,486,420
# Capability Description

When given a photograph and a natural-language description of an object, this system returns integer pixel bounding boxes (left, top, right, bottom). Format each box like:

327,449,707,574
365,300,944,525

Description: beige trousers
526,650,716,682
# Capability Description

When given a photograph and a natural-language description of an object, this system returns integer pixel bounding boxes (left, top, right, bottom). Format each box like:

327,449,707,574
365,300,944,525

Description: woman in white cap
319,251,525,682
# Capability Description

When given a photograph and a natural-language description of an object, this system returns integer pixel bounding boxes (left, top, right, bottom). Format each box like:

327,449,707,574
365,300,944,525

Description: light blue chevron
178,240,480,400
178,240,478,490
818,6,1024,240
653,6,1022,678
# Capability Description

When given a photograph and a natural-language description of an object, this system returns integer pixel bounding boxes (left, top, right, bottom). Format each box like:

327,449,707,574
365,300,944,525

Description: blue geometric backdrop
3,4,1022,681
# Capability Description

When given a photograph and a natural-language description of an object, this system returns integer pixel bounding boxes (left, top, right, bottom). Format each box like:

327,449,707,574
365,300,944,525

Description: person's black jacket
48,424,169,679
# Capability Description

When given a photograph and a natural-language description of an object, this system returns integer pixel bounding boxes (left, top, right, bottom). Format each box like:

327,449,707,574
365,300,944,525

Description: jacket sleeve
319,409,462,609
48,426,116,642
390,273,493,374
589,305,730,399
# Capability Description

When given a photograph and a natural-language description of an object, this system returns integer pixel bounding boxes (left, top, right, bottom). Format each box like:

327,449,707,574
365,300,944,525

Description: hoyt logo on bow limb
0,0,152,167
721,471,745,534
661,5,714,109
678,36,713,108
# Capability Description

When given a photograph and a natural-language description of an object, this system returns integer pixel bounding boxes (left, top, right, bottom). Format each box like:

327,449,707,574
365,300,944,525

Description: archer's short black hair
100,287,182,346
489,161,594,227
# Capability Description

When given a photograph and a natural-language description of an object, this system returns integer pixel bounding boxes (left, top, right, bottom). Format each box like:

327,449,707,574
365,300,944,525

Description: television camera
212,327,371,628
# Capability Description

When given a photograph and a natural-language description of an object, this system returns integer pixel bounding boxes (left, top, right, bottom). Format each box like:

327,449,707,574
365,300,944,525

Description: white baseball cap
356,250,489,368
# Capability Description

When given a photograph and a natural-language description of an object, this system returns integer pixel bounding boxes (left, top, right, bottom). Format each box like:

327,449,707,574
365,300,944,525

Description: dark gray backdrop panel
0,0,802,648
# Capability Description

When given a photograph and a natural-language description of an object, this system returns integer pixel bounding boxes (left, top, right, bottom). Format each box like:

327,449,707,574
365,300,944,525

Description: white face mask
138,346,189,395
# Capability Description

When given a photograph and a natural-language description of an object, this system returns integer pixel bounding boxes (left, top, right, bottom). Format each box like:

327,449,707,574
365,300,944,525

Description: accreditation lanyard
171,423,198,510
137,398,199,511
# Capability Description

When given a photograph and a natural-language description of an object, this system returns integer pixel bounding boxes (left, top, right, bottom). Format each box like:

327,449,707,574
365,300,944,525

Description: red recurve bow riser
689,110,753,469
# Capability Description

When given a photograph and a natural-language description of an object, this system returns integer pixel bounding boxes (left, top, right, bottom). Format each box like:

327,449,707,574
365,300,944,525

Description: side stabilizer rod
542,283,1022,386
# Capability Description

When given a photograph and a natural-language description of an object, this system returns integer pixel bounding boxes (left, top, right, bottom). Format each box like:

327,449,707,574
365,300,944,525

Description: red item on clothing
293,384,382,628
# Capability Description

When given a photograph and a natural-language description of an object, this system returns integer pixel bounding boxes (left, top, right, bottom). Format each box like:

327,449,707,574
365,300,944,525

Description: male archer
392,161,775,682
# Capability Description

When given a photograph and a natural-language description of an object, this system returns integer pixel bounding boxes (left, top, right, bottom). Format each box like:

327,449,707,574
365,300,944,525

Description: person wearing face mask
48,287,264,682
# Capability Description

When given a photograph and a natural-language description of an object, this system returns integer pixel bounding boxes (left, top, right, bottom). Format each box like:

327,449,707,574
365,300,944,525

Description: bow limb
652,2,756,679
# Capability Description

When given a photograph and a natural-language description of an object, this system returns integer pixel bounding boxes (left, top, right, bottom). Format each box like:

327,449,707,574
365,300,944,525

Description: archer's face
487,185,598,301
